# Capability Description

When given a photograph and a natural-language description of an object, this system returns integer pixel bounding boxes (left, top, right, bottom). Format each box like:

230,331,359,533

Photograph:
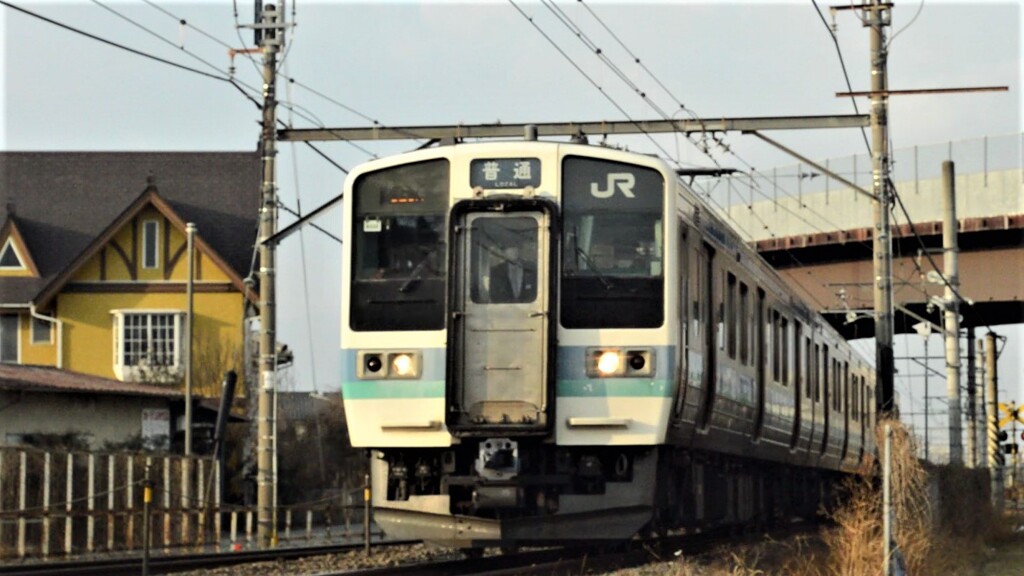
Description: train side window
793,323,802,391
739,282,749,365
770,309,780,382
853,374,860,421
822,345,829,405
781,316,790,387
804,335,812,399
843,362,849,415
726,273,737,360
833,359,840,412
716,270,725,352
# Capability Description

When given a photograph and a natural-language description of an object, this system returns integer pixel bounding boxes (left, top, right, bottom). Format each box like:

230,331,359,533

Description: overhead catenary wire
506,0,682,168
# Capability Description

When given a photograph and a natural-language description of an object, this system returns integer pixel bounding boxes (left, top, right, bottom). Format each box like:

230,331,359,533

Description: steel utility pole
941,161,963,465
256,2,284,548
867,0,896,414
966,327,977,467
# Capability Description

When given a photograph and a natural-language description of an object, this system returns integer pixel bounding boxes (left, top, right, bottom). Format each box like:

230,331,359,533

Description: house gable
0,217,39,278
39,188,254,306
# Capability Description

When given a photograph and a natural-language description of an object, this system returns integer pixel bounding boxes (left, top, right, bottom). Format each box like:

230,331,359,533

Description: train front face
341,142,675,547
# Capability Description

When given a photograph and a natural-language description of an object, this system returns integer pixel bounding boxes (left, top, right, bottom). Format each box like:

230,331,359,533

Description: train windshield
350,159,449,331
561,156,664,328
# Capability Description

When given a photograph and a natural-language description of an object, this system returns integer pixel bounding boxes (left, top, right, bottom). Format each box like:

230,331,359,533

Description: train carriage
340,136,876,548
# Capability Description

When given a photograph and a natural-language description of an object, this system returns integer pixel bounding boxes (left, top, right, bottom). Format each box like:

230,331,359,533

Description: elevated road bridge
705,134,1022,340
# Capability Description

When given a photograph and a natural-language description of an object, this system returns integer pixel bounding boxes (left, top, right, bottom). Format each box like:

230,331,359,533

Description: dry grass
633,418,999,576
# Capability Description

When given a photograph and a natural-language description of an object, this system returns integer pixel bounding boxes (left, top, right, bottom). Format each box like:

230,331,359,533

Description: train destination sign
470,158,541,189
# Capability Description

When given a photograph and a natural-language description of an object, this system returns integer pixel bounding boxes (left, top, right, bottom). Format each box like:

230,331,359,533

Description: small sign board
470,158,541,189
142,408,171,449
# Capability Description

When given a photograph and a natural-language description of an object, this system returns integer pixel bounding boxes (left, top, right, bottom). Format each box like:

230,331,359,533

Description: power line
1,0,230,83
810,0,872,155
506,0,681,167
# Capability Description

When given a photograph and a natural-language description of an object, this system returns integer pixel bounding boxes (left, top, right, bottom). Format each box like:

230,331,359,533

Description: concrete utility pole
867,0,896,414
256,2,284,548
941,161,963,465
985,331,1004,512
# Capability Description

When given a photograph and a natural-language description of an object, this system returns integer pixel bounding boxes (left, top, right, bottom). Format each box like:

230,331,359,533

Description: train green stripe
342,381,445,399
556,379,673,398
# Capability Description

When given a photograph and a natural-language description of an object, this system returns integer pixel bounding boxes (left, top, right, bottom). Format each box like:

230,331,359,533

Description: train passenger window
781,317,790,387
804,336,812,398
821,345,829,405
739,283,749,365
833,359,840,412
843,362,850,414
771,310,780,383
726,273,737,360
794,324,802,392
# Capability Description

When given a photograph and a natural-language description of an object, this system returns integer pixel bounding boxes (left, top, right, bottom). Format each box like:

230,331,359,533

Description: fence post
245,510,253,547
87,454,95,554
18,451,26,559
230,510,238,550
306,509,312,541
143,465,152,576
64,453,73,555
127,457,135,550
363,473,370,554
107,455,115,551
163,457,171,551
0,451,4,560
214,462,222,547
197,459,205,547
181,458,190,547
42,451,51,559
285,508,292,543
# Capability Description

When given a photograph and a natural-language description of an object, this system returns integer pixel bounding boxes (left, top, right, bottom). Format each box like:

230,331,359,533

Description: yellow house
0,152,259,396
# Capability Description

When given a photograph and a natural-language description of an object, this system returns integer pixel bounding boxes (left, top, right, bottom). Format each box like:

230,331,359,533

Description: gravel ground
164,543,466,576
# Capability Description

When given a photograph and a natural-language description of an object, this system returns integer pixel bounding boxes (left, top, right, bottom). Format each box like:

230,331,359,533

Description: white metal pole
185,222,196,457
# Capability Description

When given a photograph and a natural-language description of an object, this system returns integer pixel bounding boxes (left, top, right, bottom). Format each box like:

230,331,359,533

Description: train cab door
447,206,553,433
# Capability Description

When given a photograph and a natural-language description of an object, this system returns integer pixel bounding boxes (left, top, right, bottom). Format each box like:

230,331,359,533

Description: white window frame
0,237,27,270
0,313,21,363
142,220,160,269
31,316,53,345
111,310,184,382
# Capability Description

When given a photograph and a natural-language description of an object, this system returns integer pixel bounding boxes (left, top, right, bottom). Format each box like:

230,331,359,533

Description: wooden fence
0,447,367,560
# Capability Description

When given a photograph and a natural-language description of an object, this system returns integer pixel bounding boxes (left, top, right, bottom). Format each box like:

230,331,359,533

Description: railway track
0,540,415,576
313,522,821,576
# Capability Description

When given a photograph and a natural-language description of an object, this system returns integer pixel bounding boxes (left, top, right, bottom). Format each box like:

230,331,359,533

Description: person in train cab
489,243,537,303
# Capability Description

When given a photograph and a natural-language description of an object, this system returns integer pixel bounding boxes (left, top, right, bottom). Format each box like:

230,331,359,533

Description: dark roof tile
0,151,260,304
0,363,181,398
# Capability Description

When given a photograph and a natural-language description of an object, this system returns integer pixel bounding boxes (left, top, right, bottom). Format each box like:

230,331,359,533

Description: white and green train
340,137,876,548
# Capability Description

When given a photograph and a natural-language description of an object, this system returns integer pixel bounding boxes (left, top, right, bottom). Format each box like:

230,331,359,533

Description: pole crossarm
745,131,878,201
278,115,870,142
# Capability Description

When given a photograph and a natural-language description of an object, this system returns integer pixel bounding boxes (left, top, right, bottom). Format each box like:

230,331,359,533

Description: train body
340,139,876,547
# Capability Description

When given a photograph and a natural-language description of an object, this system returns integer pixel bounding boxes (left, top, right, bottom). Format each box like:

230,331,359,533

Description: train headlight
586,348,655,378
357,350,421,379
597,351,621,375
390,353,418,377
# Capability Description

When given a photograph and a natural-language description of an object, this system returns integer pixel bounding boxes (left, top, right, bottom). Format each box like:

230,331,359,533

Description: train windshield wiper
398,247,440,293
574,246,614,291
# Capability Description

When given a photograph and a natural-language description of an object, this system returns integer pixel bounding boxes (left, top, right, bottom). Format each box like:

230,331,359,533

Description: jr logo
590,173,636,199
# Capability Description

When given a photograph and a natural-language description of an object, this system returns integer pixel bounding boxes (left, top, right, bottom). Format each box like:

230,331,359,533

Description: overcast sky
2,1,1021,458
